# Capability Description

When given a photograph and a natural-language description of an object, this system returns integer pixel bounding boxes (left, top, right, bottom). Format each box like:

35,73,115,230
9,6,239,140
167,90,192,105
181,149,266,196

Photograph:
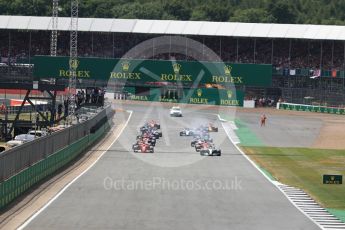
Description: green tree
266,0,297,23
7,0,49,16
163,0,191,20
0,0,344,25
0,1,9,15
191,2,231,21
230,8,276,23
113,2,164,20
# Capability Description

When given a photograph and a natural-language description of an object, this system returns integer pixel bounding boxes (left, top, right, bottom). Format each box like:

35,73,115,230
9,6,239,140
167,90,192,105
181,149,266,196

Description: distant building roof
0,15,345,40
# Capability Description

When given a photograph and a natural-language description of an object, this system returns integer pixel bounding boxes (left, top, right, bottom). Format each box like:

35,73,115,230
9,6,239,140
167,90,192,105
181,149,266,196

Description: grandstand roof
1,15,345,41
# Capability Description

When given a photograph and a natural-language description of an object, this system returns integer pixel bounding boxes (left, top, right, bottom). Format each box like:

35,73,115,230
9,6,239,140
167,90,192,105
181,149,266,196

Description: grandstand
1,15,345,106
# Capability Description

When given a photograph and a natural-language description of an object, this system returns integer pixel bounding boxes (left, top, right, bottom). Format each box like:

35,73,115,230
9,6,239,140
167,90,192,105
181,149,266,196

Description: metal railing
0,104,114,181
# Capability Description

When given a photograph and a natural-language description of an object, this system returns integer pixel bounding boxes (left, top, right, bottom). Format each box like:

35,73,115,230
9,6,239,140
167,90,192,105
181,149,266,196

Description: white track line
218,114,325,230
17,110,133,230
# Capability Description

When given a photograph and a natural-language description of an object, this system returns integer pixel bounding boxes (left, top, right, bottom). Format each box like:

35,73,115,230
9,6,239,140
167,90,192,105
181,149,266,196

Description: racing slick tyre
200,151,207,156
212,150,221,156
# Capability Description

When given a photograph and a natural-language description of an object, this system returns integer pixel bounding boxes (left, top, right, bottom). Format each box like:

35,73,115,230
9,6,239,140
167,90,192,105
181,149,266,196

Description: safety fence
0,120,111,210
0,105,114,182
277,102,345,115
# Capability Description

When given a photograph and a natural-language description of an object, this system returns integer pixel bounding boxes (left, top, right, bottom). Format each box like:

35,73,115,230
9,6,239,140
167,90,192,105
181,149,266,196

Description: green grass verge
327,209,345,222
218,113,345,219
218,113,264,146
234,119,264,147
242,146,345,210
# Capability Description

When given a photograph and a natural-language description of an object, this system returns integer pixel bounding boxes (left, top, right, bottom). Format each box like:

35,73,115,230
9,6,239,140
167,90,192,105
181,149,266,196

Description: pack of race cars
132,120,162,153
132,121,221,156
180,123,221,156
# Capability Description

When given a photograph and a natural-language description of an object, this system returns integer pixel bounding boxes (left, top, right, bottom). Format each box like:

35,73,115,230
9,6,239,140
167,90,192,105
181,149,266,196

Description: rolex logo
224,65,232,76
173,63,181,74
227,90,233,98
121,61,130,72
69,59,79,69
197,88,202,97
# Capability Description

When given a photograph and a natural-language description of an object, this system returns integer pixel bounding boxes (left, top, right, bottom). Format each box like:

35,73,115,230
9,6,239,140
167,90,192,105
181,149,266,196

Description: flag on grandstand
289,69,296,76
332,69,337,78
310,69,321,79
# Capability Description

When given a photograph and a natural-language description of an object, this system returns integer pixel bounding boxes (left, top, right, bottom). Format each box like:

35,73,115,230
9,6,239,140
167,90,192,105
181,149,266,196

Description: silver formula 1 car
199,144,221,156
180,128,195,136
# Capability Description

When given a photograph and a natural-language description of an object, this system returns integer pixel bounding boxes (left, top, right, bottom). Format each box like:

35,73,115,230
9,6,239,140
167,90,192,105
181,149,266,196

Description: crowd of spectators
1,30,345,70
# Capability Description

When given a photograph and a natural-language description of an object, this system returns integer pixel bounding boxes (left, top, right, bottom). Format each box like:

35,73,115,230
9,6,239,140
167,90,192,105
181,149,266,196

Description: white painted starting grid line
218,116,345,230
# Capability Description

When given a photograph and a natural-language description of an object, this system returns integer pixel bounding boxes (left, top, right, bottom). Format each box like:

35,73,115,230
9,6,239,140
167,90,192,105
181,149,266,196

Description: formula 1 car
140,127,162,138
208,123,218,132
140,121,160,130
191,135,213,147
147,120,160,129
137,131,157,140
194,140,213,152
136,135,156,146
132,142,154,153
192,126,210,137
199,143,221,156
180,128,195,136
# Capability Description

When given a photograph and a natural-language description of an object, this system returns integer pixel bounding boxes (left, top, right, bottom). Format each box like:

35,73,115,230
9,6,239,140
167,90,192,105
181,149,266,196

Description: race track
22,104,319,230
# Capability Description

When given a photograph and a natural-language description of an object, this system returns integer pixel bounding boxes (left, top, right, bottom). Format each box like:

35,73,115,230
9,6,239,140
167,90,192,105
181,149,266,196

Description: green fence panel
279,103,345,115
0,122,109,210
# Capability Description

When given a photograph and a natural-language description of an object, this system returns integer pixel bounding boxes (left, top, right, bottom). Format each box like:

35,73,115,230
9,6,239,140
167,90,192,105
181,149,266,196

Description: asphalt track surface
23,104,319,230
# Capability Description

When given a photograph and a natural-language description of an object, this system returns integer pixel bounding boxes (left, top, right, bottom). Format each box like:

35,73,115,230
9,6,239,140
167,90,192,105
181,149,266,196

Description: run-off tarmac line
19,104,320,230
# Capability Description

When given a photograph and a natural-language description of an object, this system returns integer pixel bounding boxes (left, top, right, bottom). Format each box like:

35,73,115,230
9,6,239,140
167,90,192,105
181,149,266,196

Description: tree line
0,0,344,25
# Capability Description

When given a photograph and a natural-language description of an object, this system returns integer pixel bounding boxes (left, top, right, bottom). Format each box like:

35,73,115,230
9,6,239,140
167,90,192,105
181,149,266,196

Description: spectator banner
279,103,345,115
33,56,272,87
123,87,244,106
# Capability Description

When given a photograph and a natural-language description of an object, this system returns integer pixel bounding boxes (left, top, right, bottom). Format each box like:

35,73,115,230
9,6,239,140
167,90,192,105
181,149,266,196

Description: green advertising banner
123,87,244,106
279,103,345,115
33,56,272,87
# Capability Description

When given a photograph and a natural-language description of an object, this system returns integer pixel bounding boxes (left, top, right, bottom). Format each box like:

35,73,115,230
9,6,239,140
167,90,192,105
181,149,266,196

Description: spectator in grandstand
1,31,344,70
57,104,63,120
